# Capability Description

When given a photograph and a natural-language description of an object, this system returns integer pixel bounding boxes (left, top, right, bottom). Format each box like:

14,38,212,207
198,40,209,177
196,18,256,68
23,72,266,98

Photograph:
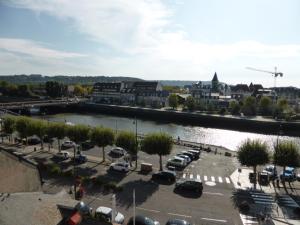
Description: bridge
0,98,87,110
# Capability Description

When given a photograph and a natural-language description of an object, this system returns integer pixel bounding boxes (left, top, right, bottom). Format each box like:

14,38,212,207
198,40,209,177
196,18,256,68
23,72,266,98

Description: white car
55,151,70,160
110,162,130,172
61,140,76,149
176,154,191,164
167,157,186,168
110,147,126,156
95,206,125,224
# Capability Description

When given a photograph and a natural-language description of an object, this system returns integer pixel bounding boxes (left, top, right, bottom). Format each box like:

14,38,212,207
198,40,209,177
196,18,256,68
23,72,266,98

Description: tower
212,72,219,92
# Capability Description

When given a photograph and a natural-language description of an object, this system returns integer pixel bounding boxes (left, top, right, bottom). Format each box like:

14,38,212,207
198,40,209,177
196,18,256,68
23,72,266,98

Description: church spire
212,72,219,82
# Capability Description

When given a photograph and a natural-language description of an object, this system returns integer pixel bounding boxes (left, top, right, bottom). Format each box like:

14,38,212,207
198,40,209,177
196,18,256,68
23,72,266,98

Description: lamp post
133,117,138,167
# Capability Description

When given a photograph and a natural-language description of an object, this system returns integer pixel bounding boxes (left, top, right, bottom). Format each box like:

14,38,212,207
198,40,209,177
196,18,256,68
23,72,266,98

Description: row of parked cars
73,201,191,225
166,149,200,169
262,164,300,182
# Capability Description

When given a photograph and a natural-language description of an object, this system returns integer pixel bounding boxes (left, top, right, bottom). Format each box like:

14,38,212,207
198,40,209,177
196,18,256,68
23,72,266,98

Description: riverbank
70,102,300,137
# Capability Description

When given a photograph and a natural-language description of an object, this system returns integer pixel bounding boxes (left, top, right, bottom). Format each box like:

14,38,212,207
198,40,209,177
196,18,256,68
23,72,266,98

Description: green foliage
45,81,67,98
185,96,195,111
141,132,173,170
237,139,270,168
116,131,137,155
47,163,62,175
46,122,66,139
2,116,16,134
74,84,86,96
259,96,273,116
163,86,186,94
15,116,32,139
218,108,227,115
90,127,114,161
241,96,257,116
273,141,300,168
29,119,47,139
168,94,178,109
67,124,90,143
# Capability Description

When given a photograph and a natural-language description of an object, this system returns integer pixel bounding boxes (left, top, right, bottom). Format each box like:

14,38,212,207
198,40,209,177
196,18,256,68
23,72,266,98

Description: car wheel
122,169,125,172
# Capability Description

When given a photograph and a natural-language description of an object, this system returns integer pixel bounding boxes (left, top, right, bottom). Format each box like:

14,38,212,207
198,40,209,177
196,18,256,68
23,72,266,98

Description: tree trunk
102,146,105,162
253,166,257,190
282,166,286,188
135,156,138,169
159,155,163,171
58,139,61,152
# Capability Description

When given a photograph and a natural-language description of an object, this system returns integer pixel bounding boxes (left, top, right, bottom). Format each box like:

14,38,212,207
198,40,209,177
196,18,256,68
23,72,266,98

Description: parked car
95,206,125,224
127,215,160,225
61,140,76,149
297,174,300,182
110,147,126,156
151,170,176,182
27,136,41,145
263,165,277,180
167,157,186,169
75,154,87,164
174,156,188,166
54,151,70,160
175,179,203,193
110,162,130,172
165,219,191,225
180,151,195,160
176,154,191,164
187,150,200,159
75,201,92,216
280,167,296,182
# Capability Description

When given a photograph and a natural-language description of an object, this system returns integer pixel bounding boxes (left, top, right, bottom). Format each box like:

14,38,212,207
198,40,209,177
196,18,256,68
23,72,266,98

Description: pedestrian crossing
240,214,258,225
181,173,231,184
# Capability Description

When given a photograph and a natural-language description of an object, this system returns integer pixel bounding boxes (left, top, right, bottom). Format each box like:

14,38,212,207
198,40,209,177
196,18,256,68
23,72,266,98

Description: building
91,82,122,104
230,84,251,101
92,81,168,107
190,72,231,106
273,87,300,105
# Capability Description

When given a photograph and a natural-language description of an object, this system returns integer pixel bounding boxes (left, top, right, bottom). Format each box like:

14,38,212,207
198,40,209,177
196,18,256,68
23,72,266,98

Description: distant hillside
158,80,197,87
0,74,143,85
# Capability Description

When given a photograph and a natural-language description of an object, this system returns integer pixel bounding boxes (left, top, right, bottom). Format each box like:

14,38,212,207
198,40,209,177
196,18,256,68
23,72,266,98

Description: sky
0,0,300,87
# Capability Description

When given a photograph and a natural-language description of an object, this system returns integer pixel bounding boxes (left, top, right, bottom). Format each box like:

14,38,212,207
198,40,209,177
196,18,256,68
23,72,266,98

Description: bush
94,177,105,186
225,152,232,157
82,176,91,185
104,181,117,191
114,185,123,192
63,170,74,177
49,165,61,175
239,201,250,213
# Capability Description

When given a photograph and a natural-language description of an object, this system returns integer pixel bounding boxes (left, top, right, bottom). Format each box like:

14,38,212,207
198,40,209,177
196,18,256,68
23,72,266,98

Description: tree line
168,94,297,120
1,115,173,170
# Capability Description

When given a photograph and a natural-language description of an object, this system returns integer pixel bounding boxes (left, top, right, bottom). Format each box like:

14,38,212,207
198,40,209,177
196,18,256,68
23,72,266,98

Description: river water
40,113,300,151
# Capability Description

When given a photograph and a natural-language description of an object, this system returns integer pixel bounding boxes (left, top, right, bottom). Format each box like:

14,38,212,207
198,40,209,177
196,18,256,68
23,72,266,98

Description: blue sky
0,0,300,87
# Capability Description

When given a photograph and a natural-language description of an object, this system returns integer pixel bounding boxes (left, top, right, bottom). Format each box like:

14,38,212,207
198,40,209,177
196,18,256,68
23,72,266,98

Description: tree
168,94,178,109
259,96,273,116
30,119,48,149
116,131,137,167
45,81,67,98
241,96,257,116
237,139,270,189
141,132,173,171
74,84,85,96
185,96,195,111
46,122,66,151
273,141,300,187
15,116,32,143
2,116,16,142
274,98,289,118
90,127,114,162
67,124,90,149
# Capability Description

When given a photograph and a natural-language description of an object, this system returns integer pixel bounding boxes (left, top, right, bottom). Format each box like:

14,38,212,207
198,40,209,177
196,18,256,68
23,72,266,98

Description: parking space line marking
197,174,201,180
211,176,215,182
190,174,193,179
136,207,160,213
225,177,231,183
218,177,223,183
183,173,186,179
168,212,192,218
203,191,224,196
204,175,207,181
201,217,227,223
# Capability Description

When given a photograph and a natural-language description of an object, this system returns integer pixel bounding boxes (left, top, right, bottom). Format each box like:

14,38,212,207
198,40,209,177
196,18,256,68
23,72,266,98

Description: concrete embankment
64,102,300,137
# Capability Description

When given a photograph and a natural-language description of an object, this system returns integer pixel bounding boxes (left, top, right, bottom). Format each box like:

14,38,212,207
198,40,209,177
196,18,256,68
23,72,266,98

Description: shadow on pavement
231,189,254,209
116,179,159,209
173,188,202,198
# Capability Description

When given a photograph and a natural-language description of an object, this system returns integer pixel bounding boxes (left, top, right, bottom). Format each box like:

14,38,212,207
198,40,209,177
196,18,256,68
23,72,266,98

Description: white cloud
0,38,86,59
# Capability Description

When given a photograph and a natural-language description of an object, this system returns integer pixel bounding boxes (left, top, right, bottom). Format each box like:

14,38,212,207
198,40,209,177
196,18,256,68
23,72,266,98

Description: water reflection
40,113,300,151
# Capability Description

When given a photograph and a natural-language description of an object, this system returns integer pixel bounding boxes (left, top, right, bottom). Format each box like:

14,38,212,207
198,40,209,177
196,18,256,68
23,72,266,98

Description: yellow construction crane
246,66,283,88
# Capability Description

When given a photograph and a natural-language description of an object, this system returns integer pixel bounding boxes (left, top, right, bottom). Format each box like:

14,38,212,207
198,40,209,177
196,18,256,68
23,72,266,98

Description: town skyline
1,0,300,87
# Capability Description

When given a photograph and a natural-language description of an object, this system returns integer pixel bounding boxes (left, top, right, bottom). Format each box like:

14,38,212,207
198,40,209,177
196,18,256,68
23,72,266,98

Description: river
39,113,300,151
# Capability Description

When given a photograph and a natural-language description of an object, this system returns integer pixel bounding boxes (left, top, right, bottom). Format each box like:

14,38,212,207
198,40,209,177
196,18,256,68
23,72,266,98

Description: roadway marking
204,175,207,181
225,177,231,184
190,174,193,179
201,217,227,223
196,175,201,180
211,176,215,182
167,212,192,218
86,196,103,201
203,191,224,196
218,177,223,183
136,207,160,213
183,173,186,179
